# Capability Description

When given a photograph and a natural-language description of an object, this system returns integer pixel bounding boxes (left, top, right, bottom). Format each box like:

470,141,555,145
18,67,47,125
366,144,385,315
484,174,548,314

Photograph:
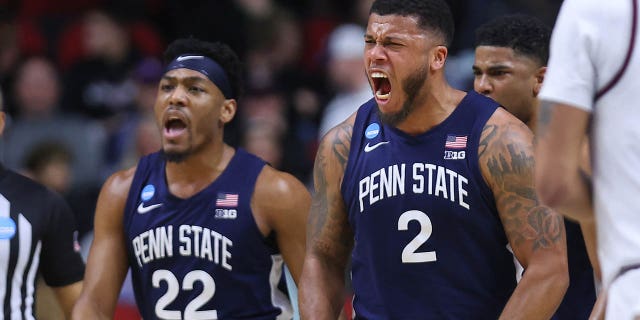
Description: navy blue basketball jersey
124,149,292,320
342,91,517,319
553,219,596,320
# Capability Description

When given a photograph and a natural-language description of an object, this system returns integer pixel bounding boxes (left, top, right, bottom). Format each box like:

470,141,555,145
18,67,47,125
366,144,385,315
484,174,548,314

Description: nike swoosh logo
364,141,390,152
176,55,204,62
137,203,163,214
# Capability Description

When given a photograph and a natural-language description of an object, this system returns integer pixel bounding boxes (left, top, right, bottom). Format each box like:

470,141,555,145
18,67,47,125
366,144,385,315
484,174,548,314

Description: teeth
371,72,387,78
376,91,390,100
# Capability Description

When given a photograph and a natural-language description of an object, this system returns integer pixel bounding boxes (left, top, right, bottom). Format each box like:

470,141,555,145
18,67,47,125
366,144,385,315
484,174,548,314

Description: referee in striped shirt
0,90,84,319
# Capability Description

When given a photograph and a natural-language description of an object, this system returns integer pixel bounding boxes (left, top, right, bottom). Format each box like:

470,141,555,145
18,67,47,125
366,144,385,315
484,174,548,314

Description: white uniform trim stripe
11,214,32,320
0,194,10,318
284,266,300,320
269,254,293,320
24,241,40,320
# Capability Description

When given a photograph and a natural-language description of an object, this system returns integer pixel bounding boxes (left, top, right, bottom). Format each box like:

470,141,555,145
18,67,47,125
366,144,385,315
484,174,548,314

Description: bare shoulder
252,165,311,239
254,166,310,212
100,166,136,200
315,114,356,181
94,166,137,225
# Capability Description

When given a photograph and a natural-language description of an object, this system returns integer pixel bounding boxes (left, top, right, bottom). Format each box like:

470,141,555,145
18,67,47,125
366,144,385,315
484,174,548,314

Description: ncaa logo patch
0,217,16,240
365,123,381,139
141,185,156,201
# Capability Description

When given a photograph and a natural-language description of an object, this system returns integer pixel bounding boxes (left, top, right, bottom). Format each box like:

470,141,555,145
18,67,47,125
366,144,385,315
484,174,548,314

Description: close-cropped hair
475,14,551,66
370,0,455,47
163,37,244,99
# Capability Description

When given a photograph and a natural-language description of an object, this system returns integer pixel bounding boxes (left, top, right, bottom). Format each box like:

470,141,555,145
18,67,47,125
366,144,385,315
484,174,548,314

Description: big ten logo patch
214,209,237,219
444,150,466,160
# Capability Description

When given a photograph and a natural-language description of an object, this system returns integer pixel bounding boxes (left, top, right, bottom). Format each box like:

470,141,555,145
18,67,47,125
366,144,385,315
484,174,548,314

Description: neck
396,78,465,135
165,142,234,199
528,98,540,133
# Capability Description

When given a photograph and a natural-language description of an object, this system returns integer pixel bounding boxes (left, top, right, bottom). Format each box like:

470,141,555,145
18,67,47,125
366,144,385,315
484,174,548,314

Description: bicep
480,117,565,267
81,172,132,311
307,123,354,266
265,172,311,284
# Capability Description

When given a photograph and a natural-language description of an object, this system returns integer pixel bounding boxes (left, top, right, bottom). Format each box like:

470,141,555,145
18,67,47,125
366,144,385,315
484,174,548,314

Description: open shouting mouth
371,71,391,101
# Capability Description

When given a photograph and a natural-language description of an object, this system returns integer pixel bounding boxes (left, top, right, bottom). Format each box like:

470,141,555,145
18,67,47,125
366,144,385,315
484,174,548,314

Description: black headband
164,54,235,99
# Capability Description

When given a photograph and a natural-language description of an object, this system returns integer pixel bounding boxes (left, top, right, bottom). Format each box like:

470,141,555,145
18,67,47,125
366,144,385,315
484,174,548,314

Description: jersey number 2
398,210,437,263
153,269,218,319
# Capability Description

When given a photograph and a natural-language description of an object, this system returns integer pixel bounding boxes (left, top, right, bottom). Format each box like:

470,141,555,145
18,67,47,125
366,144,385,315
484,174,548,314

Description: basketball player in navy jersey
0,91,85,319
72,38,310,320
299,0,569,318
473,15,598,319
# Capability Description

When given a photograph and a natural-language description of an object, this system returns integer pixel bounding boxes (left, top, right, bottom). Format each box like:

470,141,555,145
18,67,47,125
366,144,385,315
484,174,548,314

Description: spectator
3,56,106,189
318,23,372,138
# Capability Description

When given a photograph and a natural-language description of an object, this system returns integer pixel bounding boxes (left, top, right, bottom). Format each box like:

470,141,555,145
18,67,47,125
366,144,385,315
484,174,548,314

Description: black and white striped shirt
0,164,84,319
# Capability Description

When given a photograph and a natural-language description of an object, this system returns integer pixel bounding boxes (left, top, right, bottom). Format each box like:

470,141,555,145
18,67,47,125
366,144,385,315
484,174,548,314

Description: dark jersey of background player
72,37,310,320
299,0,568,319
473,14,597,319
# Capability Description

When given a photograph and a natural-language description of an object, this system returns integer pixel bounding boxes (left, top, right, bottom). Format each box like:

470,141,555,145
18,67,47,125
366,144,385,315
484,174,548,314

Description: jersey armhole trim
595,0,637,100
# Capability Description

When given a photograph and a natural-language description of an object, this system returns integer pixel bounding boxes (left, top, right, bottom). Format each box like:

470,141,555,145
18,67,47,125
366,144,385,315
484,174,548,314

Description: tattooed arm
299,117,355,319
479,108,569,320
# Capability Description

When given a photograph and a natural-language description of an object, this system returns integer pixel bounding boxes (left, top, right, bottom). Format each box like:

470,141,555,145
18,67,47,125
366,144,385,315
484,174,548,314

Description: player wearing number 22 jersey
342,92,519,318
124,149,291,319
72,38,310,320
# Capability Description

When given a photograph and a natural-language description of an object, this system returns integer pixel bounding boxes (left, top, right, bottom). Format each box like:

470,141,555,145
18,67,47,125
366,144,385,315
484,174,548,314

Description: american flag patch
216,193,239,207
445,135,467,149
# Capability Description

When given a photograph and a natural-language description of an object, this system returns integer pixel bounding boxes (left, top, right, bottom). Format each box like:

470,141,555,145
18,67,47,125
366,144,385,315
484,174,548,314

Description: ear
533,66,547,97
431,45,448,71
219,99,237,124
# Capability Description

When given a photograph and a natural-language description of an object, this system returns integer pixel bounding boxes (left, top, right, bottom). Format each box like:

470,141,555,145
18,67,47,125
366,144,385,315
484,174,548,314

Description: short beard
161,149,190,163
377,65,428,126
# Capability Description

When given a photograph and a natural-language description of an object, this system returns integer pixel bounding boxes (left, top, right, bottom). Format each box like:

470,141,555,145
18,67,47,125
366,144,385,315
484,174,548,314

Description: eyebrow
472,64,512,71
364,34,410,42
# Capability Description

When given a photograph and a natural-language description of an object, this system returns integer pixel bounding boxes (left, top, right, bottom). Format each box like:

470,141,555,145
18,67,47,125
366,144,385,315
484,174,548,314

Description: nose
168,85,188,106
366,42,387,64
474,74,492,95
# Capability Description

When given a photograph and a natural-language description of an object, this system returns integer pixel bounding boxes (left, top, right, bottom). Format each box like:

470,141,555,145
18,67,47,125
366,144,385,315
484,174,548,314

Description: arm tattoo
501,200,563,250
309,152,329,241
486,144,536,201
308,122,354,257
331,123,353,171
483,123,564,251
479,125,497,157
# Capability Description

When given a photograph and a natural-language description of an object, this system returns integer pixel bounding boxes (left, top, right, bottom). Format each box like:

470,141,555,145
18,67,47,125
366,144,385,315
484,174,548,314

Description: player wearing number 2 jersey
298,0,569,319
73,37,310,320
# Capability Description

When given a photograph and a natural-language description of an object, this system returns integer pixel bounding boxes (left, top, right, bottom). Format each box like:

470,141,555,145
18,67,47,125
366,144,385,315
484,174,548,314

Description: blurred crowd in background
0,0,561,268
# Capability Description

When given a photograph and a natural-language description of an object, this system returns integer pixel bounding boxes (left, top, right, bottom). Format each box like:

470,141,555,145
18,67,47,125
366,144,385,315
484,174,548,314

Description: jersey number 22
153,269,218,319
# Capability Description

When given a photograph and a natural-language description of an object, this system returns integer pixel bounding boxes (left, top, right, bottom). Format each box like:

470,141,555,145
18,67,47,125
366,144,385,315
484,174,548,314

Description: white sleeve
538,0,599,113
